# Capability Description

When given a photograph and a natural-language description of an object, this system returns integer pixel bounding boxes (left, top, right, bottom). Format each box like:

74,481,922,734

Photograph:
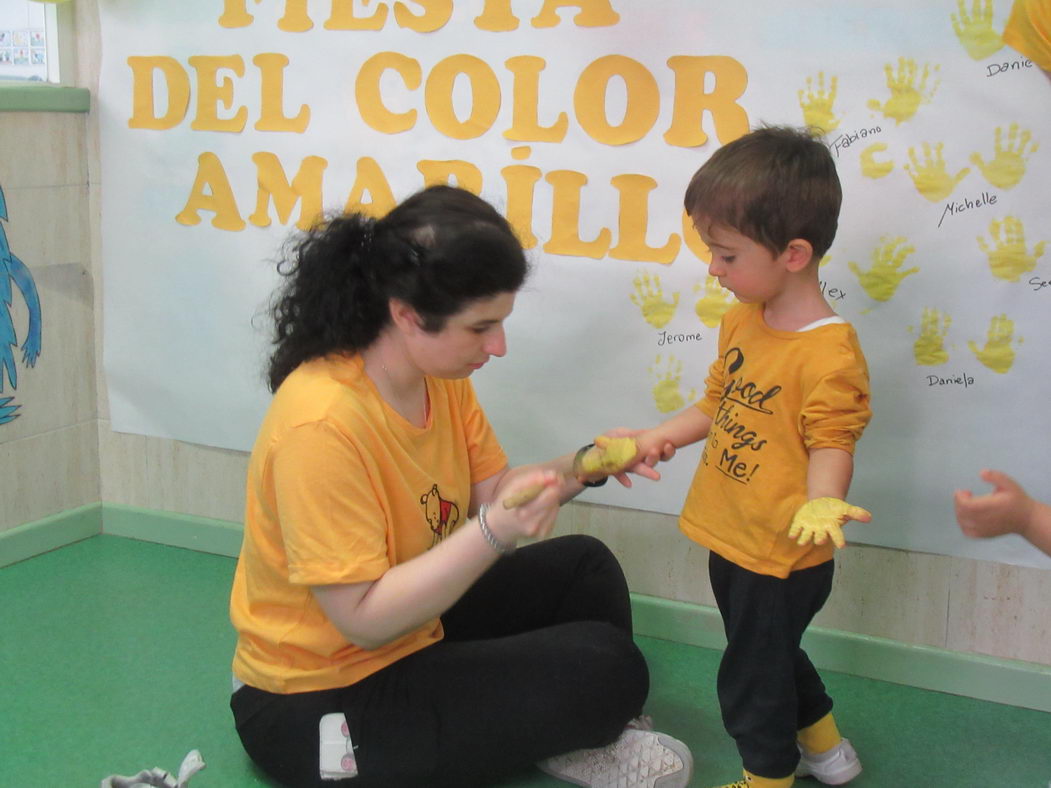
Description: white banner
100,0,1051,569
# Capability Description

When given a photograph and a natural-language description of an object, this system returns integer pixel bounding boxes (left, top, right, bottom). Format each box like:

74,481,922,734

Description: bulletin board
99,0,1051,569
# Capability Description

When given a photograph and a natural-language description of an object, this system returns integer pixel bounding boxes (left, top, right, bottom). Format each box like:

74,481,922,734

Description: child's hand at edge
954,469,1036,540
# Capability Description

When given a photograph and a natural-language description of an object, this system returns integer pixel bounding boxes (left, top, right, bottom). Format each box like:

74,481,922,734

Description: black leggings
231,535,649,787
709,551,835,779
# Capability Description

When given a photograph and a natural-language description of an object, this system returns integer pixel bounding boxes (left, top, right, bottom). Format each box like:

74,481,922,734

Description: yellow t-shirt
680,304,871,579
1004,0,1051,70
230,354,507,694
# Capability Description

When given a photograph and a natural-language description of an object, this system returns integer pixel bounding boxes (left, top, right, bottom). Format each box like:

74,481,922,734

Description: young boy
634,126,873,788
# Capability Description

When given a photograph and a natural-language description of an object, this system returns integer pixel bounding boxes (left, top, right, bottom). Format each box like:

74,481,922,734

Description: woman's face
410,291,516,379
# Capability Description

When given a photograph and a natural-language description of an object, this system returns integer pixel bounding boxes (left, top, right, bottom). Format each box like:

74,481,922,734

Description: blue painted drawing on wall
0,183,43,424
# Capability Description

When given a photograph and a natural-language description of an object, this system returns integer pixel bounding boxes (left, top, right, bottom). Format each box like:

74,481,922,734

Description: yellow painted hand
788,497,872,549
848,237,918,302
693,276,735,328
912,307,952,366
866,57,940,124
950,0,1005,60
905,142,970,202
630,271,680,329
577,435,639,475
798,72,840,134
970,124,1039,190
859,143,894,179
650,354,695,413
968,314,1020,374
978,216,1047,282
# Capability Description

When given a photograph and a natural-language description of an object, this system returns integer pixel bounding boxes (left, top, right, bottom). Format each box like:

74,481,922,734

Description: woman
228,185,693,787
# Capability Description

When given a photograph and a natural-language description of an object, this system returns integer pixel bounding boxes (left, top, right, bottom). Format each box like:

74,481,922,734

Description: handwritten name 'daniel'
938,191,996,228
986,58,1034,77
926,372,975,388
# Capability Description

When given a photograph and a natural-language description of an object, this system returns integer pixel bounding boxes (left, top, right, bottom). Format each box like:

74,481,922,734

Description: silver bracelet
477,503,516,556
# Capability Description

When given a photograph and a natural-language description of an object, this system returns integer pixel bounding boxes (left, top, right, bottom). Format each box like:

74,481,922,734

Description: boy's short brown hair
684,125,842,260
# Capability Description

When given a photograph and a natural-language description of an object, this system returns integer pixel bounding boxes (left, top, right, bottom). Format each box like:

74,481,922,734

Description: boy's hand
788,497,872,549
590,429,676,487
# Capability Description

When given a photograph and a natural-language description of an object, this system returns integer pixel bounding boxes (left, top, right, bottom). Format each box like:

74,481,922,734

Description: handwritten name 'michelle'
938,191,997,228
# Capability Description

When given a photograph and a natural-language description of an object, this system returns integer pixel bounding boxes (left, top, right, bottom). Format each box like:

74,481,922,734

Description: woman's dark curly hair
266,185,529,391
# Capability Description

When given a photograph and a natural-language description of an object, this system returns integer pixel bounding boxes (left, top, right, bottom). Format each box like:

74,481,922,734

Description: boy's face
694,219,786,304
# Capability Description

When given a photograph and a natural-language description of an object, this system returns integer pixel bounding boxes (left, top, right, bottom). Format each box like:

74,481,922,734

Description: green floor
1,535,1049,787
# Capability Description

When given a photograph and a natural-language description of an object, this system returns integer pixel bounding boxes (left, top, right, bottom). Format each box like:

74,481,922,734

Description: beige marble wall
7,0,1040,670
0,109,98,532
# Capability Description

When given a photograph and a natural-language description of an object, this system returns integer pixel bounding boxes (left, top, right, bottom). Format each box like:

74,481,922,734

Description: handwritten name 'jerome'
657,330,703,346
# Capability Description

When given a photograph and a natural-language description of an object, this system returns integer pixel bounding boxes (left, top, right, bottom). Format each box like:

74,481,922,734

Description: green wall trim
102,503,244,558
630,593,1051,714
0,503,101,568
5,505,1050,713
0,84,91,113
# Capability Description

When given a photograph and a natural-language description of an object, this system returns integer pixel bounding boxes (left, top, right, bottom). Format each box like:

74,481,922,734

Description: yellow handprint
859,143,894,179
951,0,1005,60
978,216,1047,282
969,314,1020,374
649,354,696,413
630,271,680,329
693,276,735,328
867,57,940,124
912,307,952,366
819,255,832,267
848,237,918,302
969,124,1039,190
905,142,970,202
798,72,840,134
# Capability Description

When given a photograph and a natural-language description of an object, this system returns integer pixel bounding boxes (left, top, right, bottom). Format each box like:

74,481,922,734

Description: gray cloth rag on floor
100,750,205,788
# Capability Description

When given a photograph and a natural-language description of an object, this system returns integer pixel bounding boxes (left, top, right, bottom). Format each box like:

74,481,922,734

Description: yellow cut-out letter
127,56,190,130
326,0,387,30
253,54,309,133
532,0,619,28
394,0,452,32
609,175,679,264
501,163,542,249
425,55,501,140
175,152,247,231
342,157,397,218
575,56,659,146
356,52,421,134
417,160,483,194
249,152,327,230
664,56,748,148
475,0,519,30
543,170,611,259
504,56,569,143
188,55,248,133
220,0,312,30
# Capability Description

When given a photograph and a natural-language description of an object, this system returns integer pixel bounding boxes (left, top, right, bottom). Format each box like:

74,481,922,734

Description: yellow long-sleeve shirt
680,303,872,578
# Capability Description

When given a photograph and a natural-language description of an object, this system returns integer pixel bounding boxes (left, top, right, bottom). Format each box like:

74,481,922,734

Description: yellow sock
743,769,794,787
797,712,842,754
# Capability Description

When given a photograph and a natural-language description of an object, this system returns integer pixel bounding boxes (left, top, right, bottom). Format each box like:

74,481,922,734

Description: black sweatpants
231,535,649,788
709,550,835,779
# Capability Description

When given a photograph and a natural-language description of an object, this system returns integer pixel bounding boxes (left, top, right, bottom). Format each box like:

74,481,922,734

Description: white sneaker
795,738,861,785
539,727,693,787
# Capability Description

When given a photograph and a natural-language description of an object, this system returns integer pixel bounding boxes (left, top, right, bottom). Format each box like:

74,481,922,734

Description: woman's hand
488,470,562,544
